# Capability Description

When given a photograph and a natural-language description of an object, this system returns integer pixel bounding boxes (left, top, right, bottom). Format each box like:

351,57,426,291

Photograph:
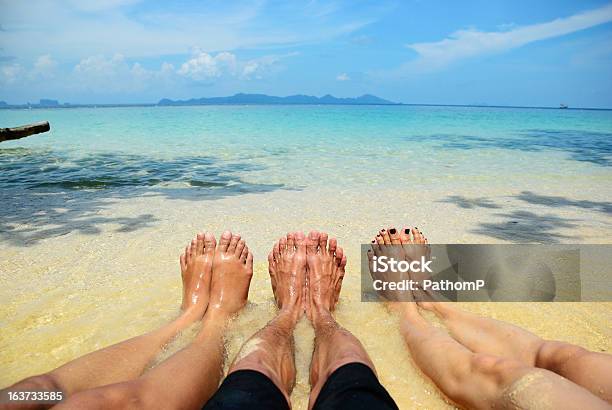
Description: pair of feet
268,231,347,324
370,226,429,260
367,226,431,302
179,231,253,319
179,230,347,325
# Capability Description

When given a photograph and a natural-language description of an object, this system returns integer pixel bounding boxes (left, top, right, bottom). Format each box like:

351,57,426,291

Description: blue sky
1,0,612,107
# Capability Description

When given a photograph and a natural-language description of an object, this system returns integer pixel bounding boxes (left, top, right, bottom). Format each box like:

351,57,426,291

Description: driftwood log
0,121,50,142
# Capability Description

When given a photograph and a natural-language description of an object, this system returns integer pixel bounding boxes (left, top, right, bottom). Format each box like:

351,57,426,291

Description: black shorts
202,362,398,410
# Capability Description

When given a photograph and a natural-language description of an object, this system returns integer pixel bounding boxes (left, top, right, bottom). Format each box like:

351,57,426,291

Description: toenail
376,234,381,237
390,228,396,234
381,229,386,232
405,228,410,234
371,240,376,243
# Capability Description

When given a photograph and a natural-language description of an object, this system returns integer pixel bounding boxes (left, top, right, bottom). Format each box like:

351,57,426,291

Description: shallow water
0,105,611,409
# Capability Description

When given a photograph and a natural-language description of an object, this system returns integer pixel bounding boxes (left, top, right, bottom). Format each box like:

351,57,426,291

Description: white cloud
74,54,126,76
178,51,238,80
160,62,175,74
405,4,612,70
0,0,379,60
30,54,57,79
72,54,158,93
336,73,350,81
240,53,294,79
0,63,21,84
177,50,295,81
34,54,56,71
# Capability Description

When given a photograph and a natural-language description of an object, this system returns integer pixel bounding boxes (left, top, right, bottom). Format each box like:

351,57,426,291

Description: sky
1,0,612,108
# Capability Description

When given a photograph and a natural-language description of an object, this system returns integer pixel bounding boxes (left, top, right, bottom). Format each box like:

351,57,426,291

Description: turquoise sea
1,105,611,195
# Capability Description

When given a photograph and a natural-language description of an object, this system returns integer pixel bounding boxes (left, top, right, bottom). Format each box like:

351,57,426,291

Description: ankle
275,308,300,330
311,308,335,329
179,306,206,322
204,306,233,323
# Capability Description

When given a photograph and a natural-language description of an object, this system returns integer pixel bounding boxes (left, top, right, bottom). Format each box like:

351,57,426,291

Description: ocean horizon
3,100,612,111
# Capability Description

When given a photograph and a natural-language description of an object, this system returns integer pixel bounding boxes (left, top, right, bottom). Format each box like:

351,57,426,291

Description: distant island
0,94,398,109
0,97,605,110
158,93,398,106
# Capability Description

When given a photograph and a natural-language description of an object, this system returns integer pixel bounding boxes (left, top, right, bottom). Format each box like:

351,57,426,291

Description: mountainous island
0,94,399,109
158,93,398,106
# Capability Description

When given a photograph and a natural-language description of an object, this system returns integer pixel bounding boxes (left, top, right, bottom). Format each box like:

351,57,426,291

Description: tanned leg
53,230,253,410
420,301,612,403
305,231,375,410
227,231,308,404
0,232,215,410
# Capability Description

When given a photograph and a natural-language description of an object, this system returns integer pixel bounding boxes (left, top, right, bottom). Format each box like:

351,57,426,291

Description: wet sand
1,184,611,409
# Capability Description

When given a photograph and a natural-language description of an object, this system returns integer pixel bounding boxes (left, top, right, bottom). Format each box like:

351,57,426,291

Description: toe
190,238,197,257
273,240,281,261
380,228,392,245
286,232,295,250
240,245,249,263
219,230,232,252
246,252,254,270
180,253,187,272
268,251,275,272
400,227,412,244
328,238,337,256
279,236,287,253
389,227,401,244
335,255,347,304
196,233,205,255
335,246,344,265
413,227,425,244
319,232,328,254
235,239,246,257
307,231,319,255
371,240,381,256
204,232,216,254
375,234,385,246
295,231,307,255
228,233,241,253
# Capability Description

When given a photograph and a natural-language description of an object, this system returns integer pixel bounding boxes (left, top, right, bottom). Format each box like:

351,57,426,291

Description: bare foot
372,226,430,264
179,232,214,317
368,226,431,303
305,231,346,322
268,232,307,320
208,231,253,316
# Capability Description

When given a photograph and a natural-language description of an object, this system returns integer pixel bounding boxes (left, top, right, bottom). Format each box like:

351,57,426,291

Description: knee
535,341,588,371
469,354,526,386
439,354,530,408
19,373,63,392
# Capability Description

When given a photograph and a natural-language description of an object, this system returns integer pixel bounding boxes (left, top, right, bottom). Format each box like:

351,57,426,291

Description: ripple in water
0,148,282,194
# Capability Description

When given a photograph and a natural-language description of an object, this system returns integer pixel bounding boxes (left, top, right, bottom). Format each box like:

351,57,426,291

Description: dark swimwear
202,362,398,410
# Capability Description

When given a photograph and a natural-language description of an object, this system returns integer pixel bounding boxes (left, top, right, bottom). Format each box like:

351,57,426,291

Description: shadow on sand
0,148,290,246
438,191,612,242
